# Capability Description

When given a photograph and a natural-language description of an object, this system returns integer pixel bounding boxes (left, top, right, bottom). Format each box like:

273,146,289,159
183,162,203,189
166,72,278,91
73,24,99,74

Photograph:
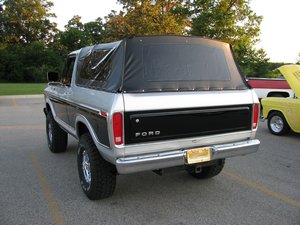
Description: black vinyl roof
75,36,248,93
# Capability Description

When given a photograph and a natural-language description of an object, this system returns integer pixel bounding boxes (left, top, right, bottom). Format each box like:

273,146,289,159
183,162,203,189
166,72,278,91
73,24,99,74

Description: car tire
268,111,290,135
46,111,68,153
78,133,116,200
186,159,225,179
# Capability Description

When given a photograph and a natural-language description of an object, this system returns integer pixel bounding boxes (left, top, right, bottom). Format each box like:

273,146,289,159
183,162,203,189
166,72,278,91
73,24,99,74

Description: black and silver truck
44,35,260,200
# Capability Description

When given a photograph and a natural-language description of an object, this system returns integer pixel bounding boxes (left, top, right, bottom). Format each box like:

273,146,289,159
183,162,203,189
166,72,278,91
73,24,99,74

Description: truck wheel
46,112,68,153
268,111,290,135
186,159,225,179
77,133,116,200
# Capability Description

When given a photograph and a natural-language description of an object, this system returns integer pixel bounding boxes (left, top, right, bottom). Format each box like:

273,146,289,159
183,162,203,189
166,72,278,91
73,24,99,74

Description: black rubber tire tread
78,133,116,200
187,159,225,179
267,111,290,136
46,112,68,153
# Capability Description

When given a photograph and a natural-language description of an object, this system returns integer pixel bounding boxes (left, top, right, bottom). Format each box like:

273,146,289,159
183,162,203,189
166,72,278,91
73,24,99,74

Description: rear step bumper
116,139,260,174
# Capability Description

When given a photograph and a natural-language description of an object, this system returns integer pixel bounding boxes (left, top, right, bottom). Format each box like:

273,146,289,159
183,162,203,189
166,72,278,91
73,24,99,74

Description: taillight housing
252,103,259,129
112,112,123,145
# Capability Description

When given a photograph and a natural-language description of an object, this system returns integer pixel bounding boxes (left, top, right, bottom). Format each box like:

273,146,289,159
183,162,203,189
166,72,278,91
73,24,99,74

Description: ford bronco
44,36,260,200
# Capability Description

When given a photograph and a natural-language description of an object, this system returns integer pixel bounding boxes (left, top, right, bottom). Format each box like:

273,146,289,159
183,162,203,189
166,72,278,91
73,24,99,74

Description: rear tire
186,159,225,179
267,111,290,135
78,133,116,200
46,111,68,153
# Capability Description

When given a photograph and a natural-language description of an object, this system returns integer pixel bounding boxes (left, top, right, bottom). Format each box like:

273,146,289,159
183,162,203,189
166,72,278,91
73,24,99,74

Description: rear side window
76,48,114,87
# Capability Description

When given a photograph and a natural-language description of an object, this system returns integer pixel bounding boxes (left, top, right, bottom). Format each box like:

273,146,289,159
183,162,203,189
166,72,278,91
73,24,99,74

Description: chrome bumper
116,139,260,174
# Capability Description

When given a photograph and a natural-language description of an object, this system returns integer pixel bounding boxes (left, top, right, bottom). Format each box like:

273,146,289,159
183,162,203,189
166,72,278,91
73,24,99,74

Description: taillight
252,104,259,129
112,112,123,145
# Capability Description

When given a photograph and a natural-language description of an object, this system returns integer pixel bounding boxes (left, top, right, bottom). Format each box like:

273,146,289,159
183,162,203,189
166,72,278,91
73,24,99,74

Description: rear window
123,36,248,93
143,44,231,82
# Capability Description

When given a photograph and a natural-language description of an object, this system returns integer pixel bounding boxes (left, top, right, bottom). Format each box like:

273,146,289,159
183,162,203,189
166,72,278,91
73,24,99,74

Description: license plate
185,147,211,164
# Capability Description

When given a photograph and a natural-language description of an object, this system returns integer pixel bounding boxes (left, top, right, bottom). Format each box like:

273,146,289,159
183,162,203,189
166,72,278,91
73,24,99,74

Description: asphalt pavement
0,95,299,225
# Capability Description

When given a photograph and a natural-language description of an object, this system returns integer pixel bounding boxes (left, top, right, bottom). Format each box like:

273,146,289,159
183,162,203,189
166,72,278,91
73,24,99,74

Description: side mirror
47,72,59,82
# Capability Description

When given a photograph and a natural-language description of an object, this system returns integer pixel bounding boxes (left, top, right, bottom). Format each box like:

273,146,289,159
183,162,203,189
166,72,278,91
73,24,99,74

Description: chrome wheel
82,150,91,185
78,133,116,199
270,115,283,133
48,122,53,143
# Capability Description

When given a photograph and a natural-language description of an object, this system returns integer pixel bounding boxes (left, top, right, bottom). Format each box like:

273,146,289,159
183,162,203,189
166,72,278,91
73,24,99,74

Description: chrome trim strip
46,93,113,161
55,117,77,137
116,139,260,174
45,97,57,118
75,115,115,164
124,130,255,156
46,93,101,115
45,95,77,137
129,106,250,118
75,115,109,148
212,139,260,159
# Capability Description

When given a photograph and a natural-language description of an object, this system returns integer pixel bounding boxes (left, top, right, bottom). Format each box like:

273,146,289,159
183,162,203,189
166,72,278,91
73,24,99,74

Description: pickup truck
247,77,293,100
261,65,300,135
44,35,260,200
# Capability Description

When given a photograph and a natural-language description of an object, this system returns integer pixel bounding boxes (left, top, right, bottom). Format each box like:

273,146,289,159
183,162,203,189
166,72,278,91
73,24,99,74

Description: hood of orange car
275,65,300,98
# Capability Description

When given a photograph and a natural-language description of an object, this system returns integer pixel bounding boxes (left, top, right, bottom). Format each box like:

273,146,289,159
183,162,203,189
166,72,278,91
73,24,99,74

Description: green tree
58,28,89,52
65,15,83,30
104,0,190,41
0,41,64,82
84,18,105,44
189,0,268,76
58,15,105,51
0,0,65,82
0,0,57,45
104,10,128,41
237,46,269,77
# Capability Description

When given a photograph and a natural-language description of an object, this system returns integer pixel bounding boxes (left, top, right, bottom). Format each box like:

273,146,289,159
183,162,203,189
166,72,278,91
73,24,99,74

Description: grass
0,83,47,96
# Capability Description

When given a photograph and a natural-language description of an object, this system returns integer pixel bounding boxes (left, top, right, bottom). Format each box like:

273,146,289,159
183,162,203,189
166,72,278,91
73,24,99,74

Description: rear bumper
116,139,260,174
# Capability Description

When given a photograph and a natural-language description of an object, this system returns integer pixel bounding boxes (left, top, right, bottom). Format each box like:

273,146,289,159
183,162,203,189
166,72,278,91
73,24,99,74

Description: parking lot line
223,170,300,208
31,152,66,225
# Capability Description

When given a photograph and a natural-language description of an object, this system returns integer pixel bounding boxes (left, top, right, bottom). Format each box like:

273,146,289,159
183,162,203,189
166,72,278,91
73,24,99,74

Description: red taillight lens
252,104,259,129
112,112,123,145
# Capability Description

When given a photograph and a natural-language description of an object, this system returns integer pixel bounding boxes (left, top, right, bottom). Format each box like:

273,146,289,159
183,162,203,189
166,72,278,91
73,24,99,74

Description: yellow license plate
185,147,211,164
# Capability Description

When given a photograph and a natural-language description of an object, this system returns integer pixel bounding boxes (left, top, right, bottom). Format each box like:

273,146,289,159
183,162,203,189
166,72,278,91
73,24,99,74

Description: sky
50,0,300,63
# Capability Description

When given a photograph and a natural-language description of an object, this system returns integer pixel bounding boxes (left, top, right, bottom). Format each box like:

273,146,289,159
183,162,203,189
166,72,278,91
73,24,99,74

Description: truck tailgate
124,105,252,144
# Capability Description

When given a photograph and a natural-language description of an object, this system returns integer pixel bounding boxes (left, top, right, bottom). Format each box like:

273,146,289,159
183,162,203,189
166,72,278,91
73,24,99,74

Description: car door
53,55,76,126
62,55,77,129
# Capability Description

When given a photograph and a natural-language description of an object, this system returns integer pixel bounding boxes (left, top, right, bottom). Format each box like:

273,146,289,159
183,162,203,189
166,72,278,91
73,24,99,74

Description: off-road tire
267,111,290,135
186,159,225,179
78,133,116,200
46,111,68,153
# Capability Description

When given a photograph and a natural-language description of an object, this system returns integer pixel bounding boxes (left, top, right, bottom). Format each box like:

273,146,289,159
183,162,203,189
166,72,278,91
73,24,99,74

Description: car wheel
268,111,290,135
46,111,68,153
78,133,116,200
186,159,225,179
